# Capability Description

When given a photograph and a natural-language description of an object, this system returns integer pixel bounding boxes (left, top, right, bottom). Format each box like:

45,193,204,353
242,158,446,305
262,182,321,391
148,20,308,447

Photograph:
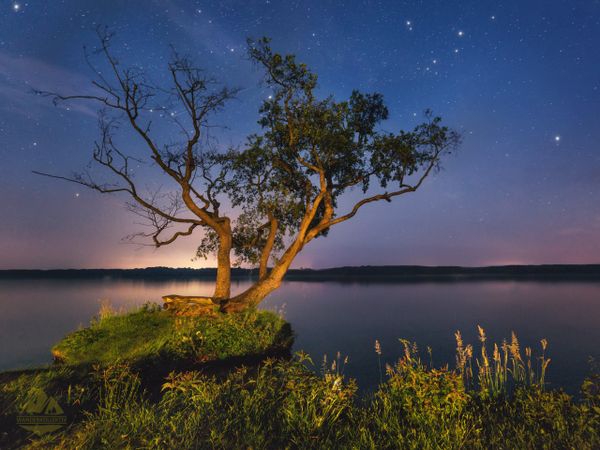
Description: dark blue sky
1,0,599,269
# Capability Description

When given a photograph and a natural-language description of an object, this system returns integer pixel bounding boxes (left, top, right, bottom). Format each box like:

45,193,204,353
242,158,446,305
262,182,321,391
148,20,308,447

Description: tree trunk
221,276,281,312
221,239,301,312
213,221,232,301
163,222,232,314
258,216,278,280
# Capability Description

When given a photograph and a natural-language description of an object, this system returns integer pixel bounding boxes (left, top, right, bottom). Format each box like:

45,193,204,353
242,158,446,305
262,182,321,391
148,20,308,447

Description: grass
0,310,600,449
51,303,293,367
0,304,293,448
20,347,600,449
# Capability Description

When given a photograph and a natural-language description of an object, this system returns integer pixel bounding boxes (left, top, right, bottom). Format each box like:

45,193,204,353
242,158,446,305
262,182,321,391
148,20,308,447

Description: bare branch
32,171,131,194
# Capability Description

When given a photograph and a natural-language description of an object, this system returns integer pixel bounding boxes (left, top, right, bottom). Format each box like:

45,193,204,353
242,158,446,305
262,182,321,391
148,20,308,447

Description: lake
1,277,599,393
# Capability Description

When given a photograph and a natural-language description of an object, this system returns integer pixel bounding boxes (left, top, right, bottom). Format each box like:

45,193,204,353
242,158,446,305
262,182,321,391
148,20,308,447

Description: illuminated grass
2,324,598,449
51,303,292,366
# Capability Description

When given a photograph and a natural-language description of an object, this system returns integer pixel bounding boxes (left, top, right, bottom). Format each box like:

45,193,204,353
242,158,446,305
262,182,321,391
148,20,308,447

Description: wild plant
455,326,551,396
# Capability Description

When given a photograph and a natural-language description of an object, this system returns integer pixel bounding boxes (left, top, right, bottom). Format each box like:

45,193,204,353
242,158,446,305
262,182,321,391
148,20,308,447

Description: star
554,135,561,142
457,30,464,37
75,193,80,198
12,3,20,11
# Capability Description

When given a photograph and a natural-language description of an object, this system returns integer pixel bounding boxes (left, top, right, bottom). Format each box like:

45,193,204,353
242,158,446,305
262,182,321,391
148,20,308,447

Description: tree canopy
35,31,460,312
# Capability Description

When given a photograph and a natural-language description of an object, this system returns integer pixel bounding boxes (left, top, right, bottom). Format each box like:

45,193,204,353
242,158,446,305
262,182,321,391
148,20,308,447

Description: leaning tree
35,29,238,302
36,32,460,314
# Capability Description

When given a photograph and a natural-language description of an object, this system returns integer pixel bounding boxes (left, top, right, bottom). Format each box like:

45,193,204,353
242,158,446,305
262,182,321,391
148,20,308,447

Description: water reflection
0,278,598,392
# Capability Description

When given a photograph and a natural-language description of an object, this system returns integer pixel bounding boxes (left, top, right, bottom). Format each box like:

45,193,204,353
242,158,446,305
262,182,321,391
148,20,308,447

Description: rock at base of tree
162,295,220,316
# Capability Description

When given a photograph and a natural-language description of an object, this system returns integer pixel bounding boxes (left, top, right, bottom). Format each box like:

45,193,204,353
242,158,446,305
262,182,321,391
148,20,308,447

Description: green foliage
170,306,293,361
0,366,94,419
469,387,598,449
28,358,356,449
51,304,291,366
197,38,461,268
3,321,597,449
362,342,470,449
0,365,96,449
14,334,599,450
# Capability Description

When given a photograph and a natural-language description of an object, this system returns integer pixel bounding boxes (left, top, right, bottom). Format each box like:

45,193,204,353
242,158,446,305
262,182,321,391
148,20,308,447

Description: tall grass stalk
455,326,551,396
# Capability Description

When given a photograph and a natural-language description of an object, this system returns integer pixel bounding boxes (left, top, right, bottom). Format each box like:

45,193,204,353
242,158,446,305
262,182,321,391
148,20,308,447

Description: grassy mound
51,304,292,367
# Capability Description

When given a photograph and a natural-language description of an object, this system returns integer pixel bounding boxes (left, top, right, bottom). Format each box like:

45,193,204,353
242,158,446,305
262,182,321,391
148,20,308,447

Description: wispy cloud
0,52,97,117
160,0,261,88
162,1,239,56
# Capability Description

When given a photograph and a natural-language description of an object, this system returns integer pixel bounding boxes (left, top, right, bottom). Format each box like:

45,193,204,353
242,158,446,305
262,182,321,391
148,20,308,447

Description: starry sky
1,0,599,270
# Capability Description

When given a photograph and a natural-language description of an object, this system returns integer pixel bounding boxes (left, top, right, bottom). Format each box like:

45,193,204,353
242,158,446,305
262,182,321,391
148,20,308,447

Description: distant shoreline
1,264,600,282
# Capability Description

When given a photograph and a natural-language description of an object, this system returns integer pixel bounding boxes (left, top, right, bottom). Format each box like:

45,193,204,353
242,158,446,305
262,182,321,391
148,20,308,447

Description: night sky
1,0,599,270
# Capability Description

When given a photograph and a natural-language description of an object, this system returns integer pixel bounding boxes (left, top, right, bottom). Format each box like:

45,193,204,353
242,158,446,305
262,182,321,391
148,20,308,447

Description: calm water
1,278,599,392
